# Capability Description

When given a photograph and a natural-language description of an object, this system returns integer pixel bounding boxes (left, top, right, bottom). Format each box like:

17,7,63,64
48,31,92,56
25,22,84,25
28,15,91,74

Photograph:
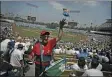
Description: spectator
10,44,24,77
0,38,11,61
15,36,28,54
89,55,102,70
82,59,103,77
71,57,88,77
72,57,88,71
99,51,109,63
3,37,15,63
77,48,88,59
7,37,15,50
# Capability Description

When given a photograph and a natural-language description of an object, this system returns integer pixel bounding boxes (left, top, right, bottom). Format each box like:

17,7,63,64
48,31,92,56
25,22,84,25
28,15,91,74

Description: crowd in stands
0,20,112,77
54,40,112,77
66,44,112,77
0,35,112,77
0,21,13,42
0,32,36,76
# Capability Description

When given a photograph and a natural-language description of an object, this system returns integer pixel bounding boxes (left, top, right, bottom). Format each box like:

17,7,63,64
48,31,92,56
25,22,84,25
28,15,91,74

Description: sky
1,1,111,27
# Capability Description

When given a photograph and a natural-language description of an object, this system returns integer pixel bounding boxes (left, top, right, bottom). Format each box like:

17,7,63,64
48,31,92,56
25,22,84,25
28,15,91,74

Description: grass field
15,26,87,43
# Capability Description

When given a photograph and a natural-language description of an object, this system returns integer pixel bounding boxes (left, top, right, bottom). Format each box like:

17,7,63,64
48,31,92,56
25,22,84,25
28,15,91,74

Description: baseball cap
17,44,24,49
79,57,85,62
40,30,50,36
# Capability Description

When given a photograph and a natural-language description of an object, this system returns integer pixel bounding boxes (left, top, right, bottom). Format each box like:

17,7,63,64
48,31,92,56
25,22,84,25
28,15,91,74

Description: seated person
99,51,109,63
77,49,88,60
82,59,103,77
71,57,88,76
89,55,102,70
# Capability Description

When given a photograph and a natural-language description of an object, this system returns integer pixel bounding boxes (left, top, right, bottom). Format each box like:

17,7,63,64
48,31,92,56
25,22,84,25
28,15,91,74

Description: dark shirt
0,60,13,71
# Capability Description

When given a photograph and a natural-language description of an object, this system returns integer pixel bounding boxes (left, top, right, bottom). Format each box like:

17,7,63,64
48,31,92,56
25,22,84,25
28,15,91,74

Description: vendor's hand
59,19,66,29
27,60,34,65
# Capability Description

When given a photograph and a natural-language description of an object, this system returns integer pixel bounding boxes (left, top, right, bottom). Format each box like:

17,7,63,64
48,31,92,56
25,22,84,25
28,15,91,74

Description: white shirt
89,63,102,70
10,49,23,67
102,56,109,62
82,69,103,77
99,55,109,63
72,63,88,71
0,39,10,53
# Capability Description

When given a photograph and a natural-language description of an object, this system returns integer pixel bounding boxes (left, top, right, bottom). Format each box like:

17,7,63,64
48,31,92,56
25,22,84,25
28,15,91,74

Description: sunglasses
42,35,50,38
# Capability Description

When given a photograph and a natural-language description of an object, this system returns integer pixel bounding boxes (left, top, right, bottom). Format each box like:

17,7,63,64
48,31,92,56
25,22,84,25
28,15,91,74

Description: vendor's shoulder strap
34,41,43,61
39,42,44,62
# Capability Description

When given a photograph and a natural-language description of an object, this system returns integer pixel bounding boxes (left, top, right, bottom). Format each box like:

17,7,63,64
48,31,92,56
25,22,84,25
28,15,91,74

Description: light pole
26,3,39,23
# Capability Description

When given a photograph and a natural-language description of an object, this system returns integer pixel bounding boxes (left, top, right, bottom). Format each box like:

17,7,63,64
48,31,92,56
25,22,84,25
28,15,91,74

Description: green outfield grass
15,26,87,43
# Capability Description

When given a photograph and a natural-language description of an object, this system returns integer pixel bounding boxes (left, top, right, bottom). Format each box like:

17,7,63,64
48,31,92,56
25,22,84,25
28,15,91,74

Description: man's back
10,49,23,67
82,69,103,77
72,63,88,71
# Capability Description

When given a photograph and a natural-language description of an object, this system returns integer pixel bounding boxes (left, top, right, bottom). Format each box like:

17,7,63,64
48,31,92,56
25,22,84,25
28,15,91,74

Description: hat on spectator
17,44,24,49
79,57,85,61
40,30,50,36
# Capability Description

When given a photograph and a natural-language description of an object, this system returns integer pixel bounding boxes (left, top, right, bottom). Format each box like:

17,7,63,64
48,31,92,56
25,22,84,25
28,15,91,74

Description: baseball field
15,26,88,43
